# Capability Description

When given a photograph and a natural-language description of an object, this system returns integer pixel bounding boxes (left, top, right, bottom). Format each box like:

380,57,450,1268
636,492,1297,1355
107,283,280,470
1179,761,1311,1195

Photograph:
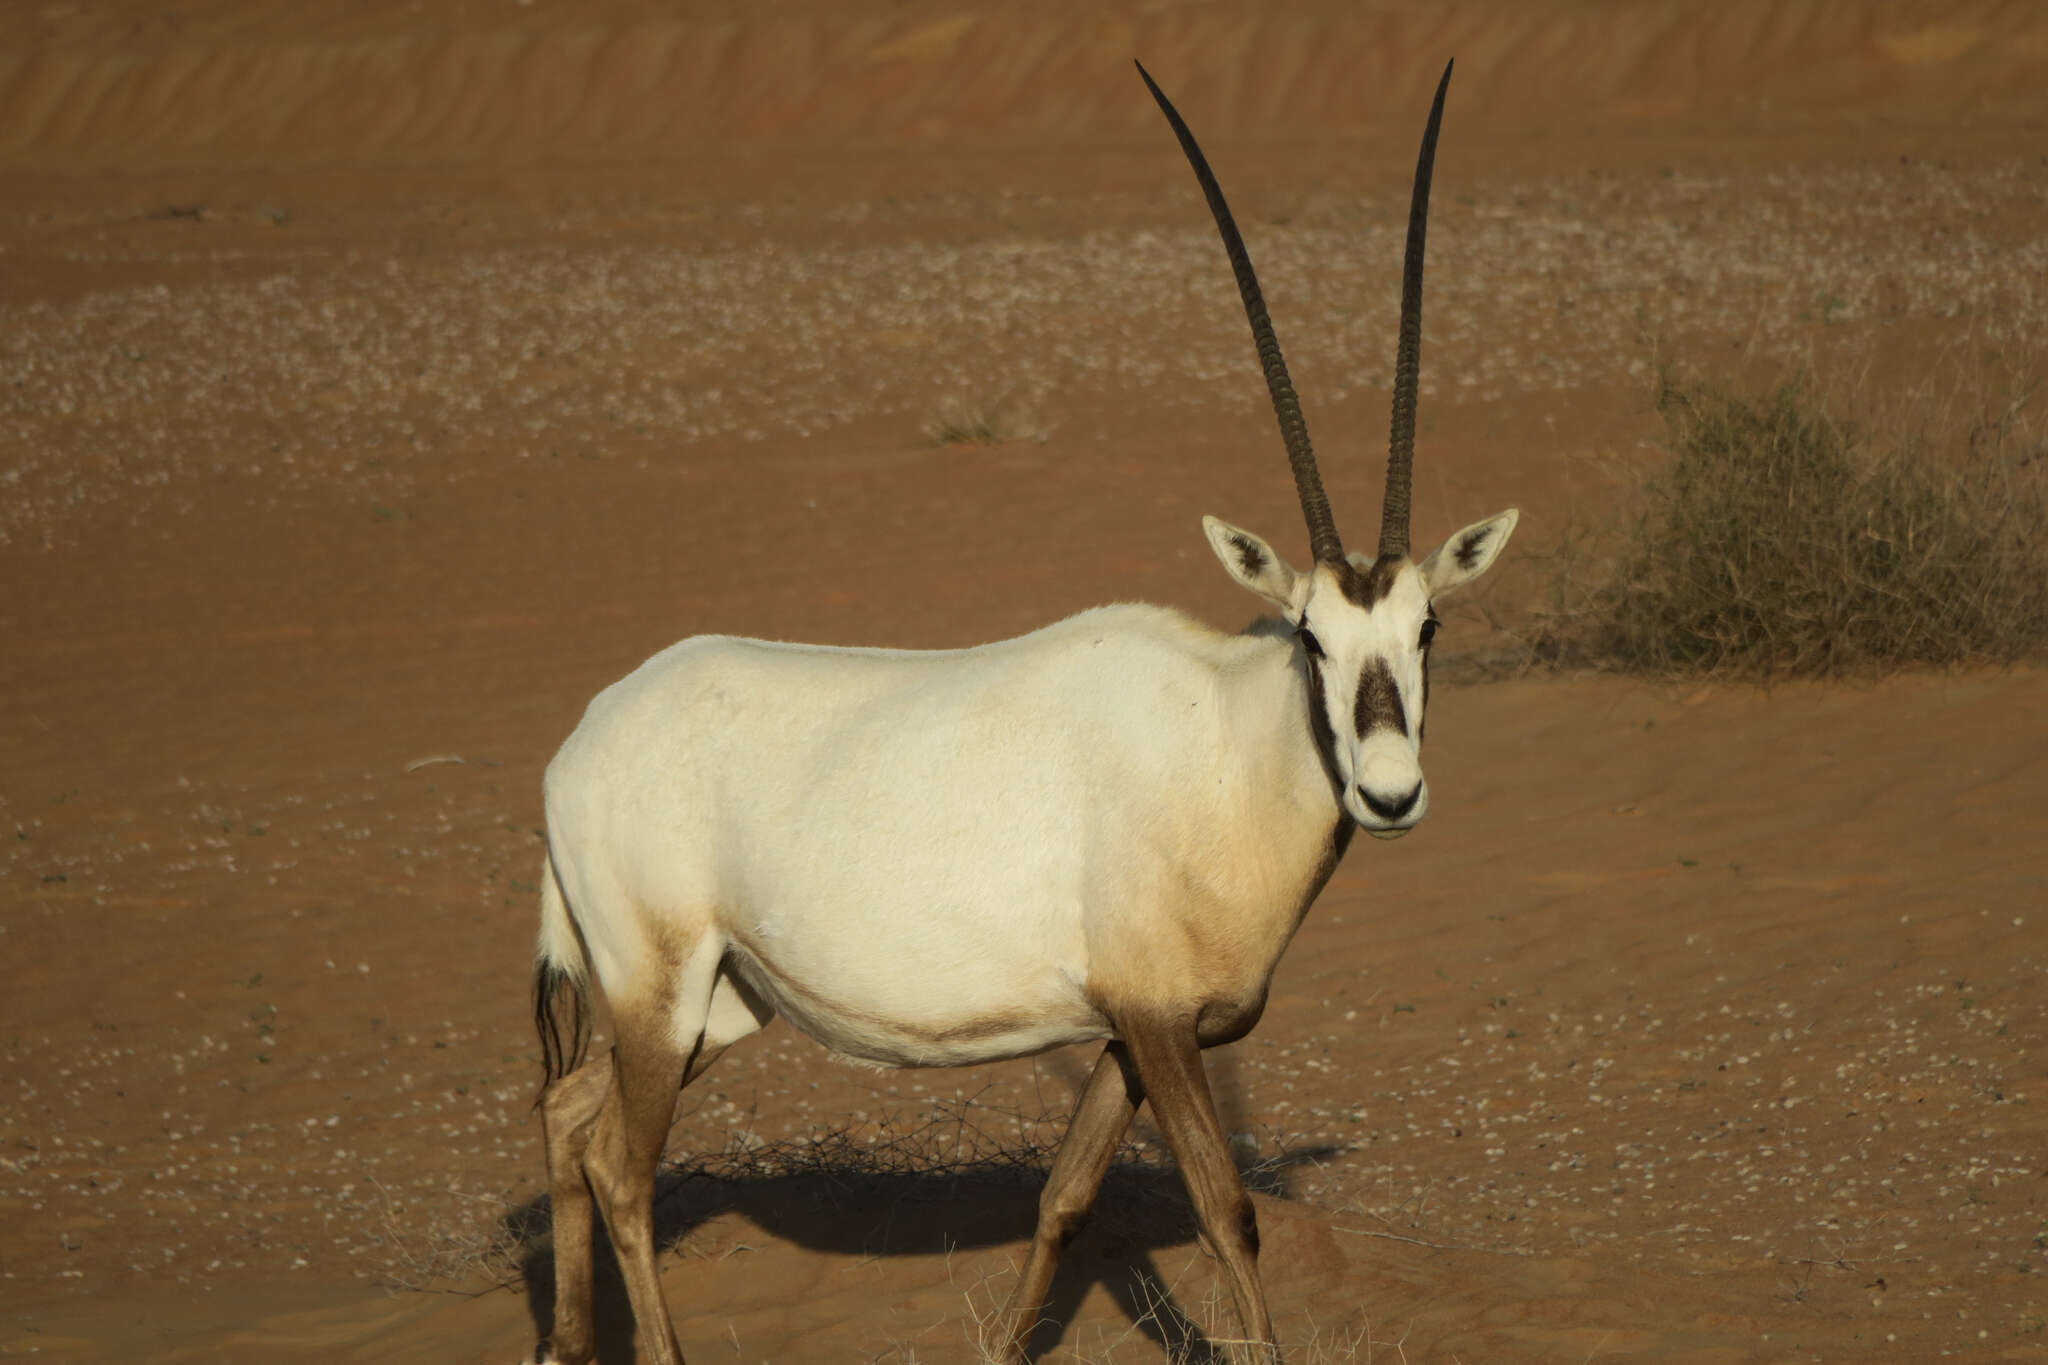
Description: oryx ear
1420,509,1519,598
1204,516,1306,618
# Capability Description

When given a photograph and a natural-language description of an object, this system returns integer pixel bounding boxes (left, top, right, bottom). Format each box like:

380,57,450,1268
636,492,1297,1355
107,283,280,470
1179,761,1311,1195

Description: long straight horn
1137,60,1344,566
1382,59,1454,561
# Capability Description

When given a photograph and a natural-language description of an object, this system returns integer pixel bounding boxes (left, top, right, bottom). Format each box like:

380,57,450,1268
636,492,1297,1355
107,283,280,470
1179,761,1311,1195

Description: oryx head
1142,60,1517,839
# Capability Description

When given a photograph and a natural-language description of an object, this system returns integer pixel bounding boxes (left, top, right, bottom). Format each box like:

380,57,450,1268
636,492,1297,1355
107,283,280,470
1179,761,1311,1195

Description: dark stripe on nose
1353,658,1408,738
1360,781,1422,822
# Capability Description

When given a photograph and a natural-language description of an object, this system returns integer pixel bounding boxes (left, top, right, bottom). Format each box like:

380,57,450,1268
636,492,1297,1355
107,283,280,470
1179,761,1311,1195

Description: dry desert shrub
925,394,1049,447
1536,358,2048,679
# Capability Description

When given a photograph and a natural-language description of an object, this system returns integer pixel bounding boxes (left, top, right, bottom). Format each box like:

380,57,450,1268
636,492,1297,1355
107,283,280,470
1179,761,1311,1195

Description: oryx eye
1298,626,1325,659
1419,617,1440,650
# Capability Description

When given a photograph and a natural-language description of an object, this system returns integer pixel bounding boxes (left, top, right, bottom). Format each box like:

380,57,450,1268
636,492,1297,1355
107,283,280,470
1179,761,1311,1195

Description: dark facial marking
1454,525,1492,571
1230,534,1268,577
1419,646,1431,747
1302,653,1343,786
1334,553,1406,608
1353,657,1409,739
1360,781,1422,822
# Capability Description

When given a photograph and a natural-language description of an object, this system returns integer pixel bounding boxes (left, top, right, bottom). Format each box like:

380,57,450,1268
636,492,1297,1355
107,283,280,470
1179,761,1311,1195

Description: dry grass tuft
1534,358,2048,679
925,395,1048,448
370,1175,540,1295
964,1250,1393,1365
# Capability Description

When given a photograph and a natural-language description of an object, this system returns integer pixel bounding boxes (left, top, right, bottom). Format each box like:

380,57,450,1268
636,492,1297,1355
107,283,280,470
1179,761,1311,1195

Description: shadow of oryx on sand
506,1048,1343,1363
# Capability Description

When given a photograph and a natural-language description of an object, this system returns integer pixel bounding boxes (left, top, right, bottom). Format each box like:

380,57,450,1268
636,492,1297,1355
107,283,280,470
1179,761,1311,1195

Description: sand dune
4,0,2045,176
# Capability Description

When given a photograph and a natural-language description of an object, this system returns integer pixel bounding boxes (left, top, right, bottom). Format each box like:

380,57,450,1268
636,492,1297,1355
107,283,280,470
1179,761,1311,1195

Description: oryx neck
1222,628,1348,832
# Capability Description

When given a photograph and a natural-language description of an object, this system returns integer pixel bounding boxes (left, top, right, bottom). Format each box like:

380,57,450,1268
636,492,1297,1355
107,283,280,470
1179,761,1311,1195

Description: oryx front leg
986,1043,1144,1363
1122,1017,1277,1365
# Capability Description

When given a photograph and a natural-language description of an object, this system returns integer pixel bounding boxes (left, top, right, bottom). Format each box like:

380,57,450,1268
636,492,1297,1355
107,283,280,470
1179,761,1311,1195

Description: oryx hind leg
532,1051,611,1365
533,937,773,1365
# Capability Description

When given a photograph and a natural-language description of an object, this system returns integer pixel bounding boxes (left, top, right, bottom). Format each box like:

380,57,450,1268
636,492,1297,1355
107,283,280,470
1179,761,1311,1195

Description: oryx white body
542,603,1338,1074
524,58,1514,1365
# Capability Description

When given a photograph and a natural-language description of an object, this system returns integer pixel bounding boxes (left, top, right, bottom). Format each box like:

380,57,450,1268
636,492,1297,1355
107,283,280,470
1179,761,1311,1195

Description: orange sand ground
3,4,2045,1361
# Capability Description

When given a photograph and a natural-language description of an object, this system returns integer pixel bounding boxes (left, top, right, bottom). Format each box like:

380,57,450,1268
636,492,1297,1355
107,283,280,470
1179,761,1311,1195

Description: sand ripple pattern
3,1,2047,169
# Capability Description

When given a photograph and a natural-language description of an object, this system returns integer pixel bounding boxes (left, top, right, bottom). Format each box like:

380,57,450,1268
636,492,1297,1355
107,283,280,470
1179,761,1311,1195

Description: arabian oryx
525,58,1513,1365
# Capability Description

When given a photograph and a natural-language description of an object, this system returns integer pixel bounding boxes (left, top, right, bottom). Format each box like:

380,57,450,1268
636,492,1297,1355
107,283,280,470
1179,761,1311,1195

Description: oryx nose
1359,782,1422,823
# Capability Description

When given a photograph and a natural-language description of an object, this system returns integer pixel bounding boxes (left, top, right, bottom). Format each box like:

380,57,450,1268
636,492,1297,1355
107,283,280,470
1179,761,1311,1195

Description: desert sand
3,2,2045,1361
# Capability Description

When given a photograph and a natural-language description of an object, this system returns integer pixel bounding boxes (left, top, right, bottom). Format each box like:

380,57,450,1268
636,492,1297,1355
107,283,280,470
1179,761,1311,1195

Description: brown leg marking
1121,1017,1277,1365
581,1017,692,1365
536,1039,739,1365
535,950,765,1365
986,1043,1143,1363
537,1052,613,1365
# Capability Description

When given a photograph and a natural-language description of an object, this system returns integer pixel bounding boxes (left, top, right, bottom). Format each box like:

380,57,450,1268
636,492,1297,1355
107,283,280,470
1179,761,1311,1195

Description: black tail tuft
532,960,591,1104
